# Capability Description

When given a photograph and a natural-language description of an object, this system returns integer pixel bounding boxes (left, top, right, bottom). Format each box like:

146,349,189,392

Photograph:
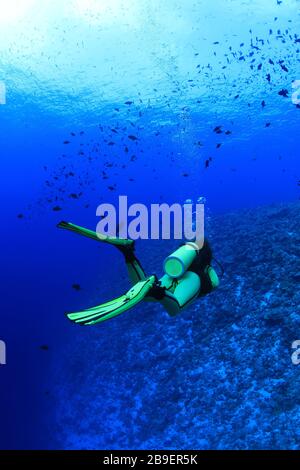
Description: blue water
0,0,299,449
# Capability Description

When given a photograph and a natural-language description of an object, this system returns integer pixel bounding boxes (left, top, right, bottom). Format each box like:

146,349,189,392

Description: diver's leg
57,221,134,248
125,258,147,284
120,246,147,284
58,221,146,284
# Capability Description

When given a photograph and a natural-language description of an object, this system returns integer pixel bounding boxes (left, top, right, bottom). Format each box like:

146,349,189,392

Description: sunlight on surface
0,0,36,23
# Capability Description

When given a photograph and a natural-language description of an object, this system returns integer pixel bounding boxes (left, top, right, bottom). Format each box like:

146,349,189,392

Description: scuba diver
57,221,220,325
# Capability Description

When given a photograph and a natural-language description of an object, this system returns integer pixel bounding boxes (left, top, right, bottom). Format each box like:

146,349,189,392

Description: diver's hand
148,279,167,300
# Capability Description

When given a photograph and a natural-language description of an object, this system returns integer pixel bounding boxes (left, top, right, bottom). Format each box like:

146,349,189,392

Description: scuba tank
163,242,199,278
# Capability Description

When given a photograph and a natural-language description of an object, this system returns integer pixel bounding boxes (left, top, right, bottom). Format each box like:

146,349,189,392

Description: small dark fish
269,59,274,65
266,73,271,82
108,142,115,146
213,41,219,45
114,108,120,112
205,160,210,168
52,206,62,211
69,193,78,199
71,132,76,136
63,140,70,145
261,100,266,107
278,89,288,97
128,135,138,141
17,213,24,219
80,131,85,135
234,95,239,99
125,101,133,105
216,143,222,149
258,63,262,70
72,284,82,291
265,122,271,127
225,130,232,135
40,345,49,351
280,64,288,72
108,186,116,191
182,173,189,177
213,126,223,134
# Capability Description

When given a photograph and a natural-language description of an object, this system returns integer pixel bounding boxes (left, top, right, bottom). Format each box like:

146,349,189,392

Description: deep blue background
0,0,299,449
